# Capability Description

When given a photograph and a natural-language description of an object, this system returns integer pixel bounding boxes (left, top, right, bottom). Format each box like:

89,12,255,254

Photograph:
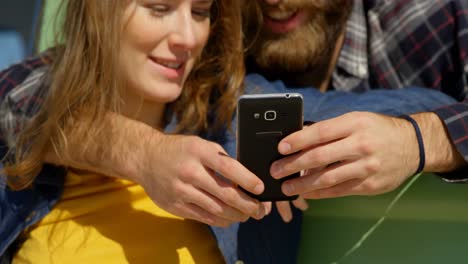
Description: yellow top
13,170,223,264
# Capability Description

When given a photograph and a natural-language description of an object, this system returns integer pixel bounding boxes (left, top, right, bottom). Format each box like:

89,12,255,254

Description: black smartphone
237,93,303,201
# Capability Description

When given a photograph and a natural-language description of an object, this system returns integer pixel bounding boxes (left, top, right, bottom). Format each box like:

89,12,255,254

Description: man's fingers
204,147,264,195
302,178,367,199
278,115,353,155
271,137,359,179
194,168,265,219
280,160,371,196
184,203,234,227
188,187,251,222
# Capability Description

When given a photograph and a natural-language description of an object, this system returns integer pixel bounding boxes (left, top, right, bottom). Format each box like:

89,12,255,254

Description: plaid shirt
0,55,50,160
334,0,468,167
1,0,468,166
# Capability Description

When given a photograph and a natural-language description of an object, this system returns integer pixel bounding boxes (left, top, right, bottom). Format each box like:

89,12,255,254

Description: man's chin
255,58,309,77
252,37,321,75
250,39,330,87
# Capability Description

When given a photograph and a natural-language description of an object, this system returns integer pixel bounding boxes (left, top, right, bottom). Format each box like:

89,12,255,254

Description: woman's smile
148,55,187,81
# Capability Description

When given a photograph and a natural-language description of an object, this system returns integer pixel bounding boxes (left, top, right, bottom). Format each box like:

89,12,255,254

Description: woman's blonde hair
6,0,245,189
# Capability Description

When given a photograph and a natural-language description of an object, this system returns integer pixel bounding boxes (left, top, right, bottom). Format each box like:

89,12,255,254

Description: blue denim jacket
0,74,457,264
0,164,65,262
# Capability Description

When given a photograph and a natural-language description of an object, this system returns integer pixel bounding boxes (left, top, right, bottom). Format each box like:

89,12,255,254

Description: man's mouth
265,8,298,21
263,8,305,34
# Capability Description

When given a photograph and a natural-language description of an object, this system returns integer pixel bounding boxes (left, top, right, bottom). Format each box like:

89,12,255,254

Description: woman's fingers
292,196,309,211
275,196,309,223
276,201,293,222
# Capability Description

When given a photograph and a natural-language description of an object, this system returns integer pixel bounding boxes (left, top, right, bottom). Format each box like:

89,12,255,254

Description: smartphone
237,93,303,201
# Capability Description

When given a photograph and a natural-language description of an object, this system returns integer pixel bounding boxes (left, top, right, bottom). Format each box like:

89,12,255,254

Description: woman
1,0,266,263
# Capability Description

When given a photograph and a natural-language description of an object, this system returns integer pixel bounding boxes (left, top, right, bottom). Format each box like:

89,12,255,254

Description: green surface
38,0,62,52
298,173,468,263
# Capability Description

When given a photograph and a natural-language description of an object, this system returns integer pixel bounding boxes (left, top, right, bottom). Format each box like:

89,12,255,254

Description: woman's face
120,0,212,107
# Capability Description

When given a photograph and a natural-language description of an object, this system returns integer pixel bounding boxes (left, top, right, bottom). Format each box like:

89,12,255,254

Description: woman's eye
149,4,170,16
192,9,211,18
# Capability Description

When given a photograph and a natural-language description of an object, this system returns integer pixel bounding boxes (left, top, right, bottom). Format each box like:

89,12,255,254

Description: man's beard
245,0,353,87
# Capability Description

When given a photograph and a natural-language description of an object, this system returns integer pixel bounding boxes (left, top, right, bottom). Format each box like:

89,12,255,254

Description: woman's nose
168,14,198,51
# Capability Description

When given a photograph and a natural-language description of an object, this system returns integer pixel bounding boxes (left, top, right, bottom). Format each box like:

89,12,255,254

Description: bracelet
400,115,425,175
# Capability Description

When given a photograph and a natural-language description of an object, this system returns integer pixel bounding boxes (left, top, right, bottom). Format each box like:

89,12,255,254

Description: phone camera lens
264,110,276,121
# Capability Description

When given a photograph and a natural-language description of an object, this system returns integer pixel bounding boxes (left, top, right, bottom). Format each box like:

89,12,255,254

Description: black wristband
400,115,426,175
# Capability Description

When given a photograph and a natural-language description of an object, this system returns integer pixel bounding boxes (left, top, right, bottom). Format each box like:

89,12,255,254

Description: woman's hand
274,197,309,222
139,134,266,227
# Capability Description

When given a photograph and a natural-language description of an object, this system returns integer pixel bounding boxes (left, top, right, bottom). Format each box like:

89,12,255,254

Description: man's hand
45,113,266,227
137,134,266,227
269,111,426,199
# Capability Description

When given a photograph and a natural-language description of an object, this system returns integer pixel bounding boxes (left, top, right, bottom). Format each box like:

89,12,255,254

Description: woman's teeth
154,59,182,69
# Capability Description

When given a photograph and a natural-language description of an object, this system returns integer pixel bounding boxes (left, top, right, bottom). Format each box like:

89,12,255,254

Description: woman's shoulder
0,51,53,97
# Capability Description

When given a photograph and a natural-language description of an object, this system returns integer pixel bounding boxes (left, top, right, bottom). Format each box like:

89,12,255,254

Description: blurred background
0,0,45,70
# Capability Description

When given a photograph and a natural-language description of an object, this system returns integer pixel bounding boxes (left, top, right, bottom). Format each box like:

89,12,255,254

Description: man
247,0,467,200
1,0,467,263
232,0,467,263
